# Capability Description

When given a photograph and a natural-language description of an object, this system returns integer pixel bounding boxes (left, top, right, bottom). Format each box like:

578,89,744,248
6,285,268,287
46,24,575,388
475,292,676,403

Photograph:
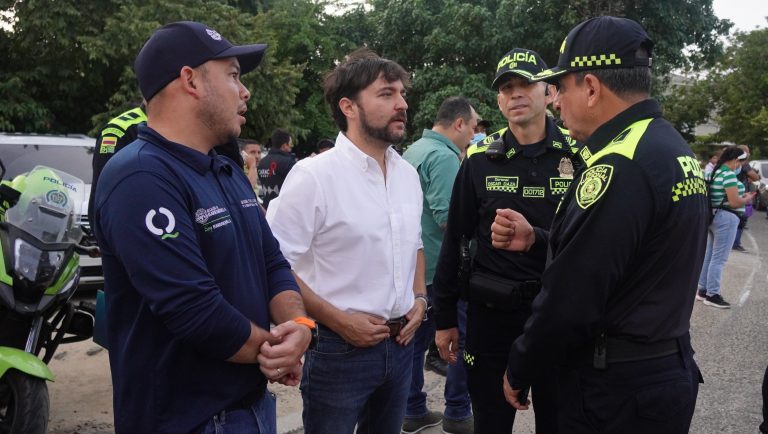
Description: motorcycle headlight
13,238,65,285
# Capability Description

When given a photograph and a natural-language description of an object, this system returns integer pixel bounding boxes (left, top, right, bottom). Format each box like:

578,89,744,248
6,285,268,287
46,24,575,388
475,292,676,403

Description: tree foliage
711,27,768,151
0,0,740,152
664,25,768,155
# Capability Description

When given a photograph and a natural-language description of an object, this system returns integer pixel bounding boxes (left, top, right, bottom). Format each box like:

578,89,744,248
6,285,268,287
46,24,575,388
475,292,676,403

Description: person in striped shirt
697,146,756,308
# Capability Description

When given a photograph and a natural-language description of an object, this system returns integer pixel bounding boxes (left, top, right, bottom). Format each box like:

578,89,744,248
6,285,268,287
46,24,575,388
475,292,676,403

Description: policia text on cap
491,16,708,434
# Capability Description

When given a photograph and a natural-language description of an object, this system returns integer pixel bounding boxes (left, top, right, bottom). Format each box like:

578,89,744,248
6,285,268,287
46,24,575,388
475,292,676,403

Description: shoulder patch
466,144,489,158
99,136,118,154
576,164,613,209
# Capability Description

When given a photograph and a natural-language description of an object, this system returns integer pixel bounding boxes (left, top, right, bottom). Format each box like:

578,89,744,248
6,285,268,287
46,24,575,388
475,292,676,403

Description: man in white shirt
266,49,427,433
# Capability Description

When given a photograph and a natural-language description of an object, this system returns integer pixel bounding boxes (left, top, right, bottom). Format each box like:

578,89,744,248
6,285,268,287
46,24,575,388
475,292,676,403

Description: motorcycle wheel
0,369,49,434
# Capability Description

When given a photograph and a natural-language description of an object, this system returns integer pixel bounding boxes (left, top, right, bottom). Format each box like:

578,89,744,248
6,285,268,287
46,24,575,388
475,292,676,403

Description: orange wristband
293,316,316,329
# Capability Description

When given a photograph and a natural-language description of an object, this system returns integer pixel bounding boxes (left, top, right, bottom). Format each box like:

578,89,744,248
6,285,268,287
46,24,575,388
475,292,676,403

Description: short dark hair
434,96,474,128
317,138,335,151
574,48,651,98
323,48,410,131
271,128,291,148
238,138,260,151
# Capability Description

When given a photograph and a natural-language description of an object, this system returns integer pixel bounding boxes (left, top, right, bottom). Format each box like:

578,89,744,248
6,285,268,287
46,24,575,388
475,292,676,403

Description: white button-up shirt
266,132,423,319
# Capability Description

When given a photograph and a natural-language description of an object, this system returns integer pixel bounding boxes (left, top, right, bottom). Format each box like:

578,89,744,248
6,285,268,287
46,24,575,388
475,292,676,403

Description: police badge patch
558,157,574,178
576,164,613,209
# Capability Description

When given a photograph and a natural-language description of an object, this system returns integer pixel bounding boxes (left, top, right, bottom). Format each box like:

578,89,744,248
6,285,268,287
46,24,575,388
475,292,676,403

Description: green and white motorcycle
0,161,95,433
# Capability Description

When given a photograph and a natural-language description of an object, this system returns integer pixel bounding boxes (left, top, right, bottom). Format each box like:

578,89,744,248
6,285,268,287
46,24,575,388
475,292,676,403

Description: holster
468,271,541,311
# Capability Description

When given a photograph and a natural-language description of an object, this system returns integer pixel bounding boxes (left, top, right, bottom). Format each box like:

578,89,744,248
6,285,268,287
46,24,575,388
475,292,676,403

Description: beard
198,83,240,145
359,105,407,146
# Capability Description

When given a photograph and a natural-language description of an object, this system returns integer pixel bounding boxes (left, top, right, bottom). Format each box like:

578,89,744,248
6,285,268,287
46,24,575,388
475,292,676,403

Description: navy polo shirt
94,126,298,434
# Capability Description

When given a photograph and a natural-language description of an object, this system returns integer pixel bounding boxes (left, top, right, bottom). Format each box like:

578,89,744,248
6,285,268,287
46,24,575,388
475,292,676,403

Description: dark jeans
558,338,701,434
464,302,557,434
300,324,414,434
406,289,471,421
200,392,276,434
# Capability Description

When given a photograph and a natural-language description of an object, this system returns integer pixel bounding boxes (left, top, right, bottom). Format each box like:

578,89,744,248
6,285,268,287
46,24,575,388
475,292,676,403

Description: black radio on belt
485,138,506,161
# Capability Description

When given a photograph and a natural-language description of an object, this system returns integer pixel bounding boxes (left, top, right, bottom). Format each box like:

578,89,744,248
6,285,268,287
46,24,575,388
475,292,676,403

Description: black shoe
402,411,442,433
703,294,731,309
695,288,706,301
425,353,448,377
732,245,748,252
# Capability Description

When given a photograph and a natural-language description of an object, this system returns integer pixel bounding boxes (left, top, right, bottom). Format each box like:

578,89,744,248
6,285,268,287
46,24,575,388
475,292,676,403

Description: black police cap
491,48,548,90
134,21,268,101
533,16,654,83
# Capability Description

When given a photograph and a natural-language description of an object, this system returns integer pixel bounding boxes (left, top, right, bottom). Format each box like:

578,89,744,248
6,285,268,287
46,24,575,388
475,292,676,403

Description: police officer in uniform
89,105,147,221
491,17,707,433
433,48,577,433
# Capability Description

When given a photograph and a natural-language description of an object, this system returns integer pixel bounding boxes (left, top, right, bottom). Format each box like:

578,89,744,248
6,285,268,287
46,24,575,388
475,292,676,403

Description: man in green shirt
402,96,477,434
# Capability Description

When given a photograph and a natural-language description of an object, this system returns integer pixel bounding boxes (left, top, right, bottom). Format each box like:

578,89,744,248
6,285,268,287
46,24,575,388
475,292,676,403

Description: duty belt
468,270,541,311
592,334,680,370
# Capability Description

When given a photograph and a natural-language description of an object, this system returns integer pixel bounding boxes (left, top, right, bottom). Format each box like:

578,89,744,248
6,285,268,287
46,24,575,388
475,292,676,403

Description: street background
48,215,768,434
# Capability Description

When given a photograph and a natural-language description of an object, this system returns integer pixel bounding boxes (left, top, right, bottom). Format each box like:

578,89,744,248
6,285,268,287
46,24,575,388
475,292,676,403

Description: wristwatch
293,316,318,349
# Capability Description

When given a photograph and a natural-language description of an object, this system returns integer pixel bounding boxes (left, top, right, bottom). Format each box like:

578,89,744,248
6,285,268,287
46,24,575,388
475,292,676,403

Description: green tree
364,0,731,139
662,78,715,143
80,0,302,142
0,0,120,133
711,27,768,152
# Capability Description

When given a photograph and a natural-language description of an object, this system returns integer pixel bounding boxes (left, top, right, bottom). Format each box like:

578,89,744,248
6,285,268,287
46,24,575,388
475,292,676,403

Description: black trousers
558,336,701,434
464,302,558,434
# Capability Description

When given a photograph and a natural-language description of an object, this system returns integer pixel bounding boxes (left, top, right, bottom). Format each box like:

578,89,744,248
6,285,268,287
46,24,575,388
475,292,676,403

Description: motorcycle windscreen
5,166,85,244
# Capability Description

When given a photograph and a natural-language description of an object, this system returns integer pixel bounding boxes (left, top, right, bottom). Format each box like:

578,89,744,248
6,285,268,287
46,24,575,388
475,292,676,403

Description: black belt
313,317,406,348
386,316,407,337
592,335,680,369
225,387,265,411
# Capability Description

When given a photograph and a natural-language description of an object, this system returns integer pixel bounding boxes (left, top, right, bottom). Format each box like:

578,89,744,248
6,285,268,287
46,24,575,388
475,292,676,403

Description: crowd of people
86,15,767,434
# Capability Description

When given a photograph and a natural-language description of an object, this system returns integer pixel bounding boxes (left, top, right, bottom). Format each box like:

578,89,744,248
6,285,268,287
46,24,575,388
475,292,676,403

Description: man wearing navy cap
432,47,577,433
491,17,707,433
94,21,312,434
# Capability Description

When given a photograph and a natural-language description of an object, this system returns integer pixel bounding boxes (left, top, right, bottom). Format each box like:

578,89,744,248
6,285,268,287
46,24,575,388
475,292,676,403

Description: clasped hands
257,321,311,386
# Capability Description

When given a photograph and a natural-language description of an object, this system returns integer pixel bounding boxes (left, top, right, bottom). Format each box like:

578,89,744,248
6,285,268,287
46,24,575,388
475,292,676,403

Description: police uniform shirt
89,106,147,221
94,125,298,433
506,99,709,387
432,117,577,329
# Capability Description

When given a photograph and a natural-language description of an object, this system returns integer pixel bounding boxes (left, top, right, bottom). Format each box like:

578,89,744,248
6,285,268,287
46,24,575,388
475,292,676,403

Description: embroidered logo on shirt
241,198,260,208
549,177,572,195
576,164,613,209
145,208,179,239
192,206,232,233
486,176,519,193
194,206,227,224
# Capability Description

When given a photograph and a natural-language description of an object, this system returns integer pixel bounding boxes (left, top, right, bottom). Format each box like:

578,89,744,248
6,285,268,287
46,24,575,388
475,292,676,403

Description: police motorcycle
0,161,95,433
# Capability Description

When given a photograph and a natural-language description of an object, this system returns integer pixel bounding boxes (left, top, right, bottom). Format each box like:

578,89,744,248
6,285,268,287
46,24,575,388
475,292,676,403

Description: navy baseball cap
534,16,654,83
491,48,548,90
134,21,268,101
